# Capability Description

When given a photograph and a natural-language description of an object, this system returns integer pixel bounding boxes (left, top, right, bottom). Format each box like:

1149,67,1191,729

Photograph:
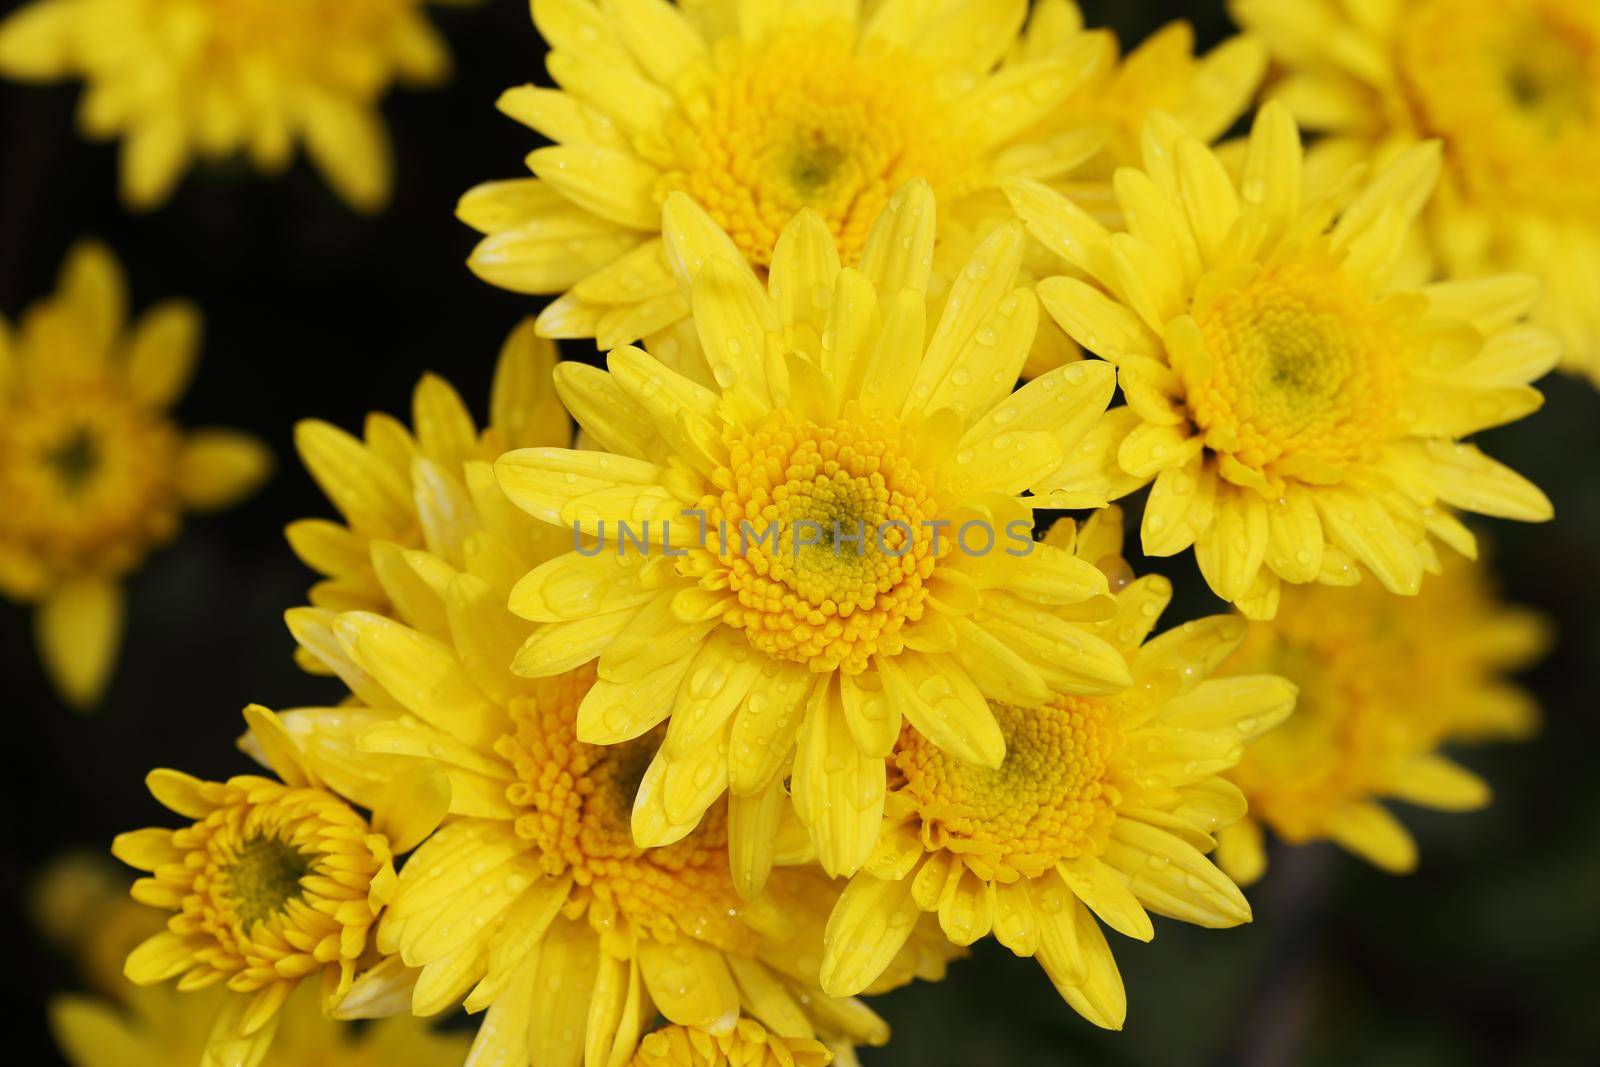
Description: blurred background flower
0,0,468,211
0,240,270,706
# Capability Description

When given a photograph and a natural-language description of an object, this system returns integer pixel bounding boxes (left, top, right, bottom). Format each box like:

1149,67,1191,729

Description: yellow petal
858,178,936,300
577,655,691,745
526,918,600,1066
467,212,642,294
692,255,778,407
1157,674,1297,741
606,0,707,86
294,419,412,538
36,578,124,709
915,221,1027,401
1417,441,1552,522
1313,487,1424,596
1326,802,1418,873
529,144,659,230
727,663,814,796
1214,818,1267,887
498,445,665,529
880,653,1003,768
120,116,189,210
124,930,198,985
936,867,995,947
661,191,753,295
728,773,786,900
1193,483,1268,603
335,611,503,749
201,991,281,1067
949,616,1051,707
1381,755,1490,813
303,98,390,213
1004,177,1117,286
768,208,841,341
124,299,201,407
1058,855,1153,942
819,873,922,997
373,762,452,853
638,937,740,1032
1104,819,1251,928
792,687,884,877
1054,898,1126,1030
177,430,272,512
0,0,77,78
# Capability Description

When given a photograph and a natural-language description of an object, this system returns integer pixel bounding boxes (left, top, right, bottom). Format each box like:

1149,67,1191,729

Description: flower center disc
1186,262,1403,474
222,834,316,931
496,671,746,945
1396,0,1600,215
199,0,407,69
701,408,942,675
0,384,181,585
665,29,957,266
892,699,1123,881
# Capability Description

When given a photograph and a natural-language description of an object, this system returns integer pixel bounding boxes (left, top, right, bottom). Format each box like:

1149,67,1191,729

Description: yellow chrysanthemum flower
1232,0,1600,383
0,241,270,706
282,367,948,1066
460,0,1117,359
817,508,1293,1030
110,706,446,1067
1012,102,1555,619
492,181,1133,881
629,1017,832,1067
35,857,469,1067
0,0,460,211
1214,554,1549,883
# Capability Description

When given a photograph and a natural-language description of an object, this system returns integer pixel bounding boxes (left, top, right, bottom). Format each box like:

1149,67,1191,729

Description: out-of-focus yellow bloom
0,0,463,211
1216,554,1549,883
109,706,448,1067
0,241,270,706
493,181,1134,886
1014,103,1555,620
34,856,469,1067
1232,0,1600,384
818,508,1293,1031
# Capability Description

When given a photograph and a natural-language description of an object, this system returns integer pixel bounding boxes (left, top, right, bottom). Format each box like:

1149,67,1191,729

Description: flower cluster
0,1,1563,1065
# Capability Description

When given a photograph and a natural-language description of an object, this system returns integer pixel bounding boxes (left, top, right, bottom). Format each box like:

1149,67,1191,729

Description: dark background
2,1,1597,1063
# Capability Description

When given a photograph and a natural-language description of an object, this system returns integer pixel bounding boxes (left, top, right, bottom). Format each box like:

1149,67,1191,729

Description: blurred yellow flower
0,241,270,706
1216,554,1549,883
34,856,469,1067
1232,0,1600,384
459,0,1116,360
0,0,461,211
110,705,447,1067
1013,103,1554,619
819,508,1291,1030
493,181,1134,884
